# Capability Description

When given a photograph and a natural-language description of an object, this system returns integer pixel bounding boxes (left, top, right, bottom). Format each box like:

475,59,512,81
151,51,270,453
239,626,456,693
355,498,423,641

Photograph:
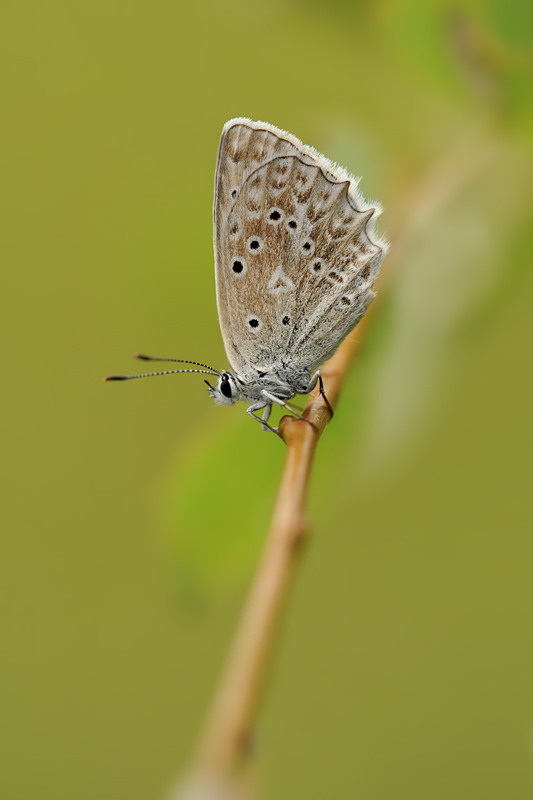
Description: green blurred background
2,1,532,797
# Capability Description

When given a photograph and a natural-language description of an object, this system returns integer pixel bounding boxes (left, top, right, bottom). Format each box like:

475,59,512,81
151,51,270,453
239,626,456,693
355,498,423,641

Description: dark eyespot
282,315,290,326
246,313,262,331
288,219,297,229
246,236,263,254
231,258,247,275
267,207,284,225
311,259,323,273
231,189,237,199
220,379,232,398
301,238,315,255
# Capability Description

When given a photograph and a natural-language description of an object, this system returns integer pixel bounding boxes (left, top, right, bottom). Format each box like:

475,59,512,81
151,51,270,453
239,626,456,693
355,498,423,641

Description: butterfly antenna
132,353,222,375
104,368,220,382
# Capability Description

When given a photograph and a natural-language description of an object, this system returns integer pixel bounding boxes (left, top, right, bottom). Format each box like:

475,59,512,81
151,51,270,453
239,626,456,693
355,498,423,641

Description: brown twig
172,122,500,799
173,317,370,799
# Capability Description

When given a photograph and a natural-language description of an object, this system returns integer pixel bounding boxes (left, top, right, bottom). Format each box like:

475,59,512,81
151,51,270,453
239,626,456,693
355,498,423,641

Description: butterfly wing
214,118,387,375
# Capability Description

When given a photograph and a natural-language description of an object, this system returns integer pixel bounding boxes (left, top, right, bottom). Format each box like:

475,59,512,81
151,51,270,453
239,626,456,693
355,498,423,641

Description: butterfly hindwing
214,119,387,375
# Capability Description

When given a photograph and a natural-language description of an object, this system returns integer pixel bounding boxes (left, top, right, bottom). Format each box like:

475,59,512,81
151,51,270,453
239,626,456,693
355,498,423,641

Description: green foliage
161,414,285,598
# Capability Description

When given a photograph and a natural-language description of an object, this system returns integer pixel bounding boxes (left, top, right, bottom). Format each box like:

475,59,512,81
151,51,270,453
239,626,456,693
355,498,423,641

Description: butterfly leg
285,400,304,412
305,371,334,418
246,401,280,436
261,403,273,433
260,390,317,430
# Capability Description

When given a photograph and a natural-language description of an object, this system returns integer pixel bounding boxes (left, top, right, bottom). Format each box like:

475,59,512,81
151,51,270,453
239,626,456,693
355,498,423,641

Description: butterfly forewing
214,119,387,376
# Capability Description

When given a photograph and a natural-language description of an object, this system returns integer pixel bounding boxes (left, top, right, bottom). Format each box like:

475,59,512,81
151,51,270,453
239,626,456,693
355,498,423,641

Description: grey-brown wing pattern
214,119,387,374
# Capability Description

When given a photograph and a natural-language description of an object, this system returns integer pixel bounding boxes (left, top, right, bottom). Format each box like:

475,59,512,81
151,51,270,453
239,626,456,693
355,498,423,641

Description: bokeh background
2,1,532,798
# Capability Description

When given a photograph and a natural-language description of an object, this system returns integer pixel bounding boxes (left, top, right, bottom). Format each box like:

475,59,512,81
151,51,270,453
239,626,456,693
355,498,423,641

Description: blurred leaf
160,413,286,599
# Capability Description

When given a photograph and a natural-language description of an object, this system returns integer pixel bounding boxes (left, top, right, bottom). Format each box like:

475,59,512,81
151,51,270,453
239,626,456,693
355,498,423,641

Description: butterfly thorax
234,366,311,403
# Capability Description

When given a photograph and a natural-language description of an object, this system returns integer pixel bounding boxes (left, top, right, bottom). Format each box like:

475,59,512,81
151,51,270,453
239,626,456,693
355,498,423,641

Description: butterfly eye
231,188,238,200
220,379,232,398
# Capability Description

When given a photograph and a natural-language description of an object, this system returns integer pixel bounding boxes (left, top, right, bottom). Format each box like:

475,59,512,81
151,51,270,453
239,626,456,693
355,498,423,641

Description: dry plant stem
187,124,499,791
193,316,369,780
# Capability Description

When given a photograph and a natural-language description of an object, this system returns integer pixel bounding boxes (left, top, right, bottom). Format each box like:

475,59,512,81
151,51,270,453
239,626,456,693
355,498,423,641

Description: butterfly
105,119,388,435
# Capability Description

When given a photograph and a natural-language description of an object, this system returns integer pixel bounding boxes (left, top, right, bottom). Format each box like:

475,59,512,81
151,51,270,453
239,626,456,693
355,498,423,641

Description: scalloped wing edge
221,117,389,259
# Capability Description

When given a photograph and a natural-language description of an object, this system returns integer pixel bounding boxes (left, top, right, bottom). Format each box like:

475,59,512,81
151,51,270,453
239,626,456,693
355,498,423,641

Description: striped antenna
103,353,222,382
132,354,222,374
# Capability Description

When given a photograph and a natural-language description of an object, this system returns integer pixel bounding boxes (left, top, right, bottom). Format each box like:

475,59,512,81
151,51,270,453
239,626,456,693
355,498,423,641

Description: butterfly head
205,371,240,406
